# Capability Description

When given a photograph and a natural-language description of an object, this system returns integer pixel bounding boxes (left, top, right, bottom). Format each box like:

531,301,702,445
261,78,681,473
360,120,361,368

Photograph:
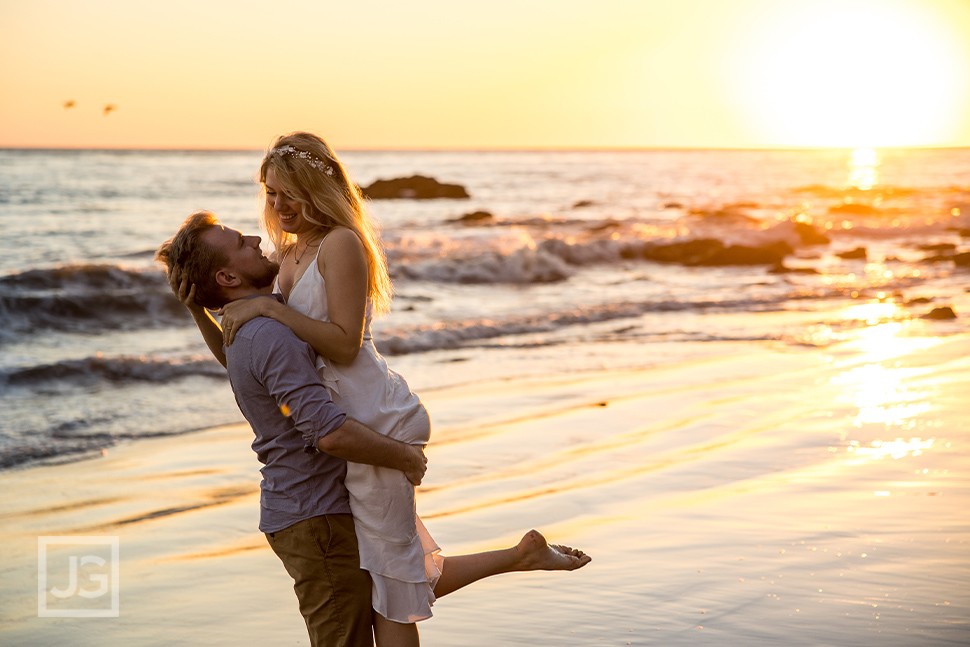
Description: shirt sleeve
249,326,347,451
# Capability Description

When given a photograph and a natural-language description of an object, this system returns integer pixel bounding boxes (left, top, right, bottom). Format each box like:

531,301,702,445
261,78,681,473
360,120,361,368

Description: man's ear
214,268,241,289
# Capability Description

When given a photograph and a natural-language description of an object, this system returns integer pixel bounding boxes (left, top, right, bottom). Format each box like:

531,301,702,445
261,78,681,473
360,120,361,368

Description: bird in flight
103,104,116,116
63,100,76,109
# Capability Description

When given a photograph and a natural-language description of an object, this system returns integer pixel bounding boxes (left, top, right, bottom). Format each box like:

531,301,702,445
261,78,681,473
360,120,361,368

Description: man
157,211,425,647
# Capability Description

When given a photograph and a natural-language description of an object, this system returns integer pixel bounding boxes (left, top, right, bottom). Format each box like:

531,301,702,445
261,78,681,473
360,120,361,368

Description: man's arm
249,321,427,485
318,420,427,486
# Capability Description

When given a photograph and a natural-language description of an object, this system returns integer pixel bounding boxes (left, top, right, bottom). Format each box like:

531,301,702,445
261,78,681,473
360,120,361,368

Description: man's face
202,225,279,290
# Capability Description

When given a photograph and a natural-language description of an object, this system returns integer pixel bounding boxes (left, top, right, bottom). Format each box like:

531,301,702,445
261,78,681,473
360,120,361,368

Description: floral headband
269,145,335,176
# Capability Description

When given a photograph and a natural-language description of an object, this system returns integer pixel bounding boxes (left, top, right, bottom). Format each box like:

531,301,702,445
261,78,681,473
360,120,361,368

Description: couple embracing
157,132,590,647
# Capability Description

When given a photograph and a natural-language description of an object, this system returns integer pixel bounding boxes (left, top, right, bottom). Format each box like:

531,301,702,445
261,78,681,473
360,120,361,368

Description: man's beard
245,260,280,290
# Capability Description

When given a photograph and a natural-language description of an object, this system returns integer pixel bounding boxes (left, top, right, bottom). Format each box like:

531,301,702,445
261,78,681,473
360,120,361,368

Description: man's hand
404,444,428,486
317,420,429,484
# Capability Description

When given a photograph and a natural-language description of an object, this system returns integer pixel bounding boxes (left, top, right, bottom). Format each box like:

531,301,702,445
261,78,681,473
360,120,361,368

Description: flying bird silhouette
63,100,76,109
103,104,116,116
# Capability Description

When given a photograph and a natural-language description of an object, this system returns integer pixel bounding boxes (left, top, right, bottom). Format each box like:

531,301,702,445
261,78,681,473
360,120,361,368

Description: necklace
293,237,322,265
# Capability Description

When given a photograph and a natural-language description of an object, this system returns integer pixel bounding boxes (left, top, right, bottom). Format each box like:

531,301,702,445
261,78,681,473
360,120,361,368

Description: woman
173,132,589,646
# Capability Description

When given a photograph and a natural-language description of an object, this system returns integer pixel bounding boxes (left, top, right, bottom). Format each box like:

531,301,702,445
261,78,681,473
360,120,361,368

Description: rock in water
448,210,493,224
642,239,792,266
829,203,880,215
794,221,830,245
923,306,957,320
837,247,867,260
361,175,469,199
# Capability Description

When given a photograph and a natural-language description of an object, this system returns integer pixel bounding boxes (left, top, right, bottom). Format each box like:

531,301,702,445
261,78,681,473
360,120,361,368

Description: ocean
1,147,968,470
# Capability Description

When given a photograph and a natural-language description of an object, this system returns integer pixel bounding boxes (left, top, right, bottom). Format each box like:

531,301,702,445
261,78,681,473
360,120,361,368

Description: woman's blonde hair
259,132,393,315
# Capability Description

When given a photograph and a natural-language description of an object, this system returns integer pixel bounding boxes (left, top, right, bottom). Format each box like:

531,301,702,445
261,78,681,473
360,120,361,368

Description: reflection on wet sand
0,331,967,646
80,484,259,532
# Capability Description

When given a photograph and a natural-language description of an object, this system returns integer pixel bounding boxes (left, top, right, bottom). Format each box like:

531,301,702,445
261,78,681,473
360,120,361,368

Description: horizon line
3,143,969,153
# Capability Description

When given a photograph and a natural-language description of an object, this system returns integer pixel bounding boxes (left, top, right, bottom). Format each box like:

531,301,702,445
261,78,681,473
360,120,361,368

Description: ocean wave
2,355,226,386
391,223,814,284
0,439,107,470
789,184,927,200
403,208,968,285
394,245,577,284
0,264,163,290
375,295,792,355
0,264,188,336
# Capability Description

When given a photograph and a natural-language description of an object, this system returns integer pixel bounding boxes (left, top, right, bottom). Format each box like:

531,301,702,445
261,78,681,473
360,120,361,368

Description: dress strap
310,227,345,262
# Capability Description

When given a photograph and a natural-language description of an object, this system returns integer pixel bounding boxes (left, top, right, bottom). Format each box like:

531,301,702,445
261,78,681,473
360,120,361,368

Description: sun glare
847,147,879,190
724,0,970,147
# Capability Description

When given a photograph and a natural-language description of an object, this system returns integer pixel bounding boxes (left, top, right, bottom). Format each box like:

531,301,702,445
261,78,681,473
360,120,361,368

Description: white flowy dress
277,245,443,623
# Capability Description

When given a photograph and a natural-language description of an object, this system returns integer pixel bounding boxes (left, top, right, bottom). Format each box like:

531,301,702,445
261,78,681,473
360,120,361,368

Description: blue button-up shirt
225,315,351,533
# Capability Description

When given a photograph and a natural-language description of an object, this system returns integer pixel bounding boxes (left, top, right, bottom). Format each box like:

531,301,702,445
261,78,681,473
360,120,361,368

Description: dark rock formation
689,207,759,224
361,175,469,200
448,210,493,224
769,263,819,274
829,203,880,216
641,239,792,266
923,306,957,320
794,221,830,245
921,251,970,264
587,220,620,232
837,247,867,260
919,243,957,252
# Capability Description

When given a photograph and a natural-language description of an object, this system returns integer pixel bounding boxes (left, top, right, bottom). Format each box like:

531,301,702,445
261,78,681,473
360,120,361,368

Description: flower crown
270,145,335,176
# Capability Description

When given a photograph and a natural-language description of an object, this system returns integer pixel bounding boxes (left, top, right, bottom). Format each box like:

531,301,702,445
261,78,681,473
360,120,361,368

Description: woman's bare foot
513,529,591,571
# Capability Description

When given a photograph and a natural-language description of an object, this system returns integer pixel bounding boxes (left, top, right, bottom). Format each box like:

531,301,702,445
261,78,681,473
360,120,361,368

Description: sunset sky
2,0,969,150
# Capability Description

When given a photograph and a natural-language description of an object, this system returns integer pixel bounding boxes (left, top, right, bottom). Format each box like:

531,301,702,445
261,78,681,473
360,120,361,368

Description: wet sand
1,329,968,646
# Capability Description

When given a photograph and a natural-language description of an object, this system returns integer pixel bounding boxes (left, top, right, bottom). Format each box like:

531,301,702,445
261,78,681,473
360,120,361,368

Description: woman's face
264,167,313,235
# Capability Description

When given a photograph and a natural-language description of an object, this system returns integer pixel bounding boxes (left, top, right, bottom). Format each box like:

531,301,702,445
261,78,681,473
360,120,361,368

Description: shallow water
1,147,969,645
2,147,968,469
415,332,969,646
1,328,966,646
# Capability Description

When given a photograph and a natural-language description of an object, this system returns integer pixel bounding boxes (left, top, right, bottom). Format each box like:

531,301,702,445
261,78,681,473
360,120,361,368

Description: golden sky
2,0,969,149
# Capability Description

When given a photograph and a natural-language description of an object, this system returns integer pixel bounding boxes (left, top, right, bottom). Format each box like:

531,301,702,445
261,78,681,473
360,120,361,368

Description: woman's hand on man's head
168,265,204,315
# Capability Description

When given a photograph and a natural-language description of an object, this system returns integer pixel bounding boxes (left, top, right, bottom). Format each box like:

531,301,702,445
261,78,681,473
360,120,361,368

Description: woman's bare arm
219,228,368,364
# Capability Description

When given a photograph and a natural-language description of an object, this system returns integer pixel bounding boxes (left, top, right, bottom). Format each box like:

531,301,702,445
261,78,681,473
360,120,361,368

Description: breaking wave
0,264,188,337
3,355,226,386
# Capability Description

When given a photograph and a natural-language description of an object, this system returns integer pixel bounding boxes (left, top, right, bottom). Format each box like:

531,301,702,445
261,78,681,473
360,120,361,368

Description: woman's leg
373,612,419,647
433,529,590,598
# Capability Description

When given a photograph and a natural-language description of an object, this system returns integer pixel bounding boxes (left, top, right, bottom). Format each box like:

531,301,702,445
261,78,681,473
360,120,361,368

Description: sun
722,0,970,147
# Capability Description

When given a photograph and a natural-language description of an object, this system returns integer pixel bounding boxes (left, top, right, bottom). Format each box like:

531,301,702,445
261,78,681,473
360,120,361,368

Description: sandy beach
3,0,970,635
2,323,967,646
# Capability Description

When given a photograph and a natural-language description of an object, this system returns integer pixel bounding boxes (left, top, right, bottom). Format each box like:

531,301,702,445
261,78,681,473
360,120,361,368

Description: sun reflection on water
847,148,879,191
841,301,899,325
828,313,944,432
832,362,933,428
847,438,934,459
838,311,942,364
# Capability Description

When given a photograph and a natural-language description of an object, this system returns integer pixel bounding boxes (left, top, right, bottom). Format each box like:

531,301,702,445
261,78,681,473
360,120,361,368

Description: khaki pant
266,514,373,647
